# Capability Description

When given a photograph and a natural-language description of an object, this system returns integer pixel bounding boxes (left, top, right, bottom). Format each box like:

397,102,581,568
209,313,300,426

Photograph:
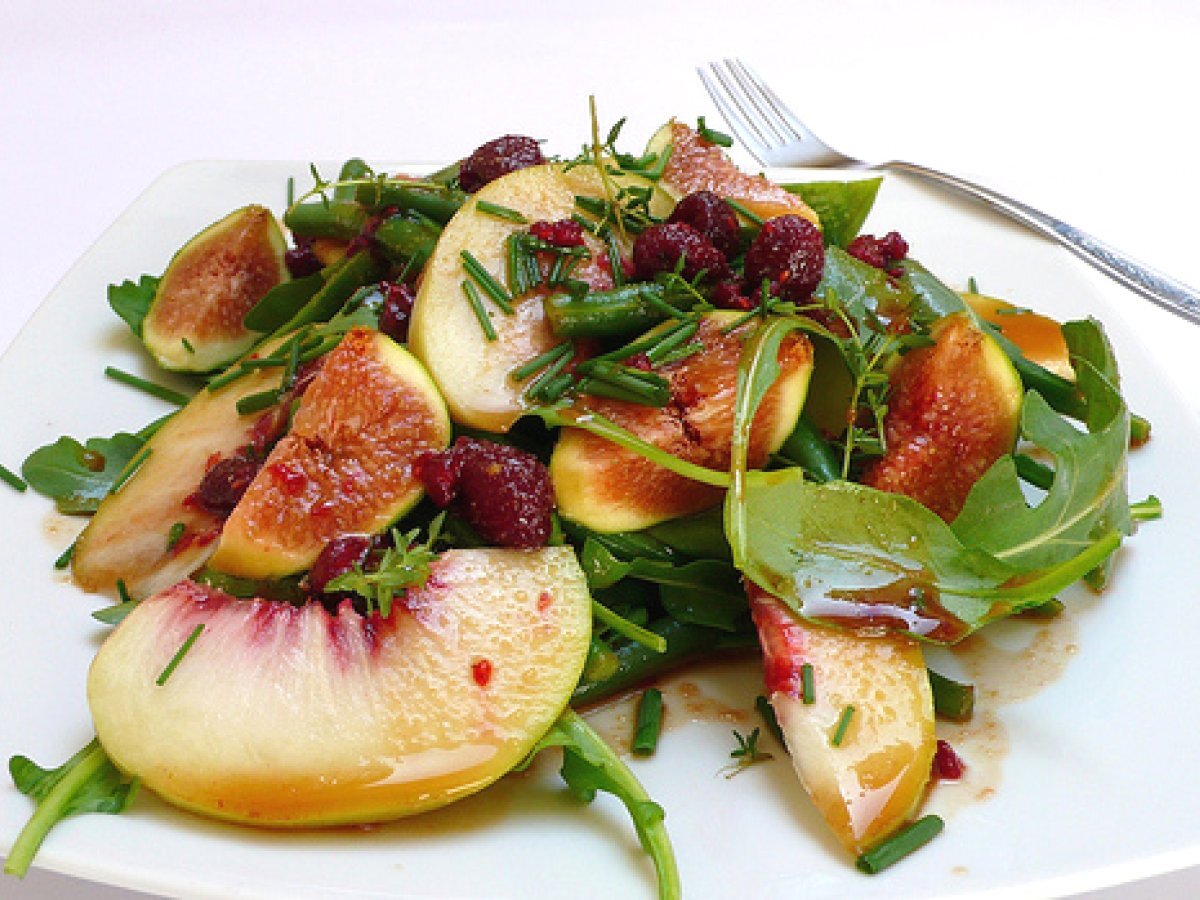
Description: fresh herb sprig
325,522,441,617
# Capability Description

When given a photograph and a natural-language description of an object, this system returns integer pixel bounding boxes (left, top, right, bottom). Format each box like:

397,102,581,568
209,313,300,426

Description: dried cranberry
290,357,324,397
194,455,261,517
458,135,545,193
711,279,755,310
847,230,909,274
418,437,554,548
308,534,373,593
285,236,322,278
378,281,416,343
632,222,728,283
743,215,825,302
529,219,586,248
932,739,966,780
667,191,741,258
624,353,653,371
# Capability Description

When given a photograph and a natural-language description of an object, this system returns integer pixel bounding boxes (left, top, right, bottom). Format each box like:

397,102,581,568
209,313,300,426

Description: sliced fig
209,328,450,580
749,585,935,854
964,291,1072,380
142,205,289,372
88,547,592,826
647,121,821,226
409,162,623,433
862,313,1023,521
73,337,294,599
551,312,813,532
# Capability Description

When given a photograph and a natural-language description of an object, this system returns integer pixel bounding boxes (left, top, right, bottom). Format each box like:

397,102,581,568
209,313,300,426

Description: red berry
285,236,322,278
667,191,741,258
712,279,755,310
633,222,728,283
308,535,373,593
529,219,586,248
459,135,545,193
847,231,909,273
378,281,416,343
743,215,825,302
932,739,966,780
194,455,260,518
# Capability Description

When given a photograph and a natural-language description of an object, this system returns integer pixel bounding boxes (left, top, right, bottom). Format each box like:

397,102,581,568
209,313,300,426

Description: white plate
1,162,1197,899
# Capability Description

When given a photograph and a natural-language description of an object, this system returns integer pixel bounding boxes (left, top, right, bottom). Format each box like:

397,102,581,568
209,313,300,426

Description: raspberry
529,219,586,248
847,231,909,274
417,437,554,548
932,739,966,780
743,215,825,302
667,191,741,258
377,281,416,343
632,222,728,283
458,135,545,193
711,279,755,310
194,455,261,518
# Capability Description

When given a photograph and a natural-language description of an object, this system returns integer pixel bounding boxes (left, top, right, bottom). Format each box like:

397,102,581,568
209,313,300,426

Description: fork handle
885,160,1200,326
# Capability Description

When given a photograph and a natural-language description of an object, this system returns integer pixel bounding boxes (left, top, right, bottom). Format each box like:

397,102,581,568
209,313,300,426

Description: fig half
551,312,813,532
142,205,288,372
210,328,451,580
88,547,592,825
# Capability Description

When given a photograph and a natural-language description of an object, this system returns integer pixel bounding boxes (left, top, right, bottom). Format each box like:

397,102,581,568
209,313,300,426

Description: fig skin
88,548,592,826
209,328,451,580
142,205,289,373
551,311,813,532
862,313,1023,521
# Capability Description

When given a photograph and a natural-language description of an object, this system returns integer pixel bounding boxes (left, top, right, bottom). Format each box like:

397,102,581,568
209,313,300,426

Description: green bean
355,182,465,224
334,158,372,199
372,214,441,270
543,284,674,338
776,414,840,482
927,669,974,721
283,200,367,240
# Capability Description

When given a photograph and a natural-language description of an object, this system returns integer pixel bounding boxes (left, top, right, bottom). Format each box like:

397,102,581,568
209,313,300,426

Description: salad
0,112,1156,898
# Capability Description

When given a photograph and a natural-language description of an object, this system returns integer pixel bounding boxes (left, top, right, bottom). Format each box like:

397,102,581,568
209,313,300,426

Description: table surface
2,1,1198,897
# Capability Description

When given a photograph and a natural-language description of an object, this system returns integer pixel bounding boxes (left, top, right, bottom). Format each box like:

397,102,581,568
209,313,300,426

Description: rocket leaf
22,431,146,514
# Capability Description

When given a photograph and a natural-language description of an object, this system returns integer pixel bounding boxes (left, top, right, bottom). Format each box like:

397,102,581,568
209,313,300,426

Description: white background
1,1,1197,897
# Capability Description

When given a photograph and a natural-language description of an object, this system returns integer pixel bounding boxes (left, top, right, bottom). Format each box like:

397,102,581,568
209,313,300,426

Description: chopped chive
506,233,534,296
830,704,855,747
576,377,664,407
461,249,514,314
511,342,573,381
166,522,186,551
597,318,692,363
117,579,134,606
533,372,575,404
135,411,175,442
927,669,974,721
181,337,195,354
721,306,763,334
286,175,295,207
725,198,764,226
0,461,27,492
1131,494,1163,522
603,228,626,288
104,366,191,406
110,445,152,494
1014,453,1054,490
800,663,815,704
462,280,498,341
206,364,251,392
574,362,670,406
235,389,281,416
646,320,701,364
967,276,980,293
855,815,944,874
754,695,786,748
526,349,577,402
240,358,287,370
591,599,667,653
475,200,528,224
652,342,704,367
53,540,76,570
156,624,205,686
632,687,664,756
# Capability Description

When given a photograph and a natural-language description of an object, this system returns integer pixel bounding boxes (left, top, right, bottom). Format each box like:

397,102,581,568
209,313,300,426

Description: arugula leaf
242,272,323,333
107,274,159,338
22,432,145,514
783,179,883,248
5,739,138,877
520,709,680,900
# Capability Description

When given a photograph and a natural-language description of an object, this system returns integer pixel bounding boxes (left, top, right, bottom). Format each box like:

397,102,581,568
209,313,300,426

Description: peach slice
88,547,593,826
73,336,293,599
550,311,813,532
409,162,622,433
748,585,935,854
209,328,450,580
648,121,821,225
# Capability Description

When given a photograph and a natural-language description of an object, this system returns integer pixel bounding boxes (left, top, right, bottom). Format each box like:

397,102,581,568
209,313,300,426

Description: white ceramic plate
1,162,1197,899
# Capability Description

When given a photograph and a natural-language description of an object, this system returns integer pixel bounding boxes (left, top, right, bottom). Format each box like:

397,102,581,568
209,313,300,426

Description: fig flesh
142,205,288,372
88,547,592,825
551,312,813,532
210,328,451,580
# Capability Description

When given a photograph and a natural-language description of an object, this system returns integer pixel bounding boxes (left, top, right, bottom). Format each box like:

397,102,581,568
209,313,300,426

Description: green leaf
107,274,159,338
520,709,680,900
783,179,883,248
5,739,138,877
22,432,145,514
242,272,323,333
658,583,746,632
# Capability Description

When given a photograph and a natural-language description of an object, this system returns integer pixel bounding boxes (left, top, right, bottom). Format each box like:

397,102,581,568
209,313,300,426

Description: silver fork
699,58,1200,326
